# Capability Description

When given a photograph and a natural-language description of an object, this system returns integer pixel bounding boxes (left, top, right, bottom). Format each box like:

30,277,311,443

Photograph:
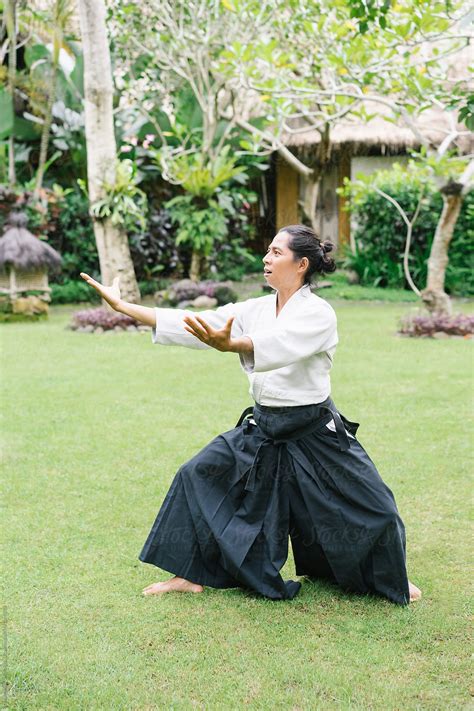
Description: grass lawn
2,296,472,710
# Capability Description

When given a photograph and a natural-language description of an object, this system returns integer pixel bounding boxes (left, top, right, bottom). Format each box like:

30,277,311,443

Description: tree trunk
293,125,329,234
6,0,16,187
299,175,321,233
420,181,463,315
77,0,140,305
34,62,57,198
189,249,206,282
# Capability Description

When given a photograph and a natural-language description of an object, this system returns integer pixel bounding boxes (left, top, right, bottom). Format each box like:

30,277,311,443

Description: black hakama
139,397,410,605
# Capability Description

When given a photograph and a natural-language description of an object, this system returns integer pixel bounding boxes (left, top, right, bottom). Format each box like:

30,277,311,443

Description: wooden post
276,158,299,230
10,267,17,300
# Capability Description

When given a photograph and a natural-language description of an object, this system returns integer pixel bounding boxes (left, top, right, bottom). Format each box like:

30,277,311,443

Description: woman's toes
409,581,422,601
142,583,163,595
143,583,163,595
189,583,204,593
141,578,204,595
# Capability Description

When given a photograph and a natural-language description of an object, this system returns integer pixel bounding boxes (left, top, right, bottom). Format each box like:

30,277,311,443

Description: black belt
235,403,359,492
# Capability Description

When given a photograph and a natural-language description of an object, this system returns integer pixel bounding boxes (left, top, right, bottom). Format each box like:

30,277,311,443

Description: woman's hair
278,224,336,285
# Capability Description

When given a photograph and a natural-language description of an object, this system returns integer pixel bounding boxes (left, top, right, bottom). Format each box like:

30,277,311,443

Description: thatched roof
283,46,473,156
0,212,62,273
283,104,473,155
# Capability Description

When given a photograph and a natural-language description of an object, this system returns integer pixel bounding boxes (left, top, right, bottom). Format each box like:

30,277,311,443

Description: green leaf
0,88,14,140
24,44,50,69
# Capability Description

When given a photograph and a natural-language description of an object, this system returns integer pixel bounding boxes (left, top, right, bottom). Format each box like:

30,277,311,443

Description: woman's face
262,231,307,291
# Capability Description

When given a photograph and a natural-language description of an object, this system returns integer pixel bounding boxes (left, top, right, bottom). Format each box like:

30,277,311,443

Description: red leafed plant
398,312,474,337
71,307,140,330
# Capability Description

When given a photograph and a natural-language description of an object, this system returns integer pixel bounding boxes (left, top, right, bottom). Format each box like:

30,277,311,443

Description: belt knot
243,436,286,492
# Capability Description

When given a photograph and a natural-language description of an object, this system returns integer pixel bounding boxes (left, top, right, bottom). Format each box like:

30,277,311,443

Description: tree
111,0,469,213
225,0,473,314
77,0,140,303
32,0,75,198
1,0,87,188
339,155,473,306
3,0,17,186
110,1,471,308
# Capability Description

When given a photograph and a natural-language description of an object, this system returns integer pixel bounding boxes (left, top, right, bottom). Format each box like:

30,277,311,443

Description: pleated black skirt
139,396,410,605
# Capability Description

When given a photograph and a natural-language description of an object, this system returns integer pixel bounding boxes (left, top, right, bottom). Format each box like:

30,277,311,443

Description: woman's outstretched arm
79,273,155,327
80,272,252,354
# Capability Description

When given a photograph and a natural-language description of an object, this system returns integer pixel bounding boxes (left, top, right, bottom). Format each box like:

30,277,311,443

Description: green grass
2,299,473,710
320,272,421,301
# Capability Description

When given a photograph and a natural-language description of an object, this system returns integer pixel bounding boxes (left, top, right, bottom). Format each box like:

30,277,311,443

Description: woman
80,224,422,604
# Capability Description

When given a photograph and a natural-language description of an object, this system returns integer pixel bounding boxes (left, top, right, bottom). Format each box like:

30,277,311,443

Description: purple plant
167,279,237,305
398,312,474,337
71,307,139,330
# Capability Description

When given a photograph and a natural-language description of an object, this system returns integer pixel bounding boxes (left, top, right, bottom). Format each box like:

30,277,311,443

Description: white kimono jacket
151,282,338,407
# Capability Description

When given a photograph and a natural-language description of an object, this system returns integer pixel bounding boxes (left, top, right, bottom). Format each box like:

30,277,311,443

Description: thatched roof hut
272,45,473,246
0,212,62,273
282,44,473,158
0,212,62,302
283,104,473,158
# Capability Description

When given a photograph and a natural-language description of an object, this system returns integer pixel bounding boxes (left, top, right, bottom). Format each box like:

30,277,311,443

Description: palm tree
32,0,75,198
4,0,17,186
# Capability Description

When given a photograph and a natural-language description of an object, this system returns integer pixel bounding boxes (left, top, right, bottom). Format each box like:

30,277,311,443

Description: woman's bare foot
409,581,422,602
142,576,204,596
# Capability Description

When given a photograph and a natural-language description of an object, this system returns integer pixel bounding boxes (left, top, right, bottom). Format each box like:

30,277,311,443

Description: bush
71,307,139,330
164,279,238,306
210,240,263,282
343,179,474,296
213,283,239,305
21,189,101,284
138,278,172,297
398,312,474,337
129,208,181,281
50,279,101,304
206,186,261,281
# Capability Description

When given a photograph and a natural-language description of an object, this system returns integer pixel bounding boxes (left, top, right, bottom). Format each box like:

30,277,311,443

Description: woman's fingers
184,325,198,338
80,273,120,294
183,315,209,341
194,315,213,334
80,272,103,291
224,316,235,333
183,314,236,346
184,325,207,342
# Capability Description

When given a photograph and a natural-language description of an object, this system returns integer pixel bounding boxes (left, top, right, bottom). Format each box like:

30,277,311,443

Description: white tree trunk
77,0,140,305
299,176,321,233
421,183,464,315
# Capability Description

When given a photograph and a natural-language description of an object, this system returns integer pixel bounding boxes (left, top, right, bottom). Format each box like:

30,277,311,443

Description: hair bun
321,240,334,254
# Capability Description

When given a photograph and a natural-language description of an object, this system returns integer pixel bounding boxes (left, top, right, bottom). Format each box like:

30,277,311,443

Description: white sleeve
151,301,245,349
239,304,338,373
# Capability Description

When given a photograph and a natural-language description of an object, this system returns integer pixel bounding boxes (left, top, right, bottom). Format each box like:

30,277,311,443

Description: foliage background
342,177,474,296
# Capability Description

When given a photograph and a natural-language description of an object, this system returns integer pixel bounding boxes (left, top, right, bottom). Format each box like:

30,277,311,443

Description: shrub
206,185,260,281
210,240,262,282
129,208,180,281
165,279,238,306
71,307,139,330
138,278,172,297
343,177,474,296
213,283,239,306
50,279,100,304
14,188,101,283
398,312,474,337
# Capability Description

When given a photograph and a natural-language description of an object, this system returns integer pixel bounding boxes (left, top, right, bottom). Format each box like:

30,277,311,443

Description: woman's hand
80,273,121,310
183,314,235,352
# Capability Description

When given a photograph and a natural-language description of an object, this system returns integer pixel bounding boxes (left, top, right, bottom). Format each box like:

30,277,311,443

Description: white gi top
151,282,338,407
